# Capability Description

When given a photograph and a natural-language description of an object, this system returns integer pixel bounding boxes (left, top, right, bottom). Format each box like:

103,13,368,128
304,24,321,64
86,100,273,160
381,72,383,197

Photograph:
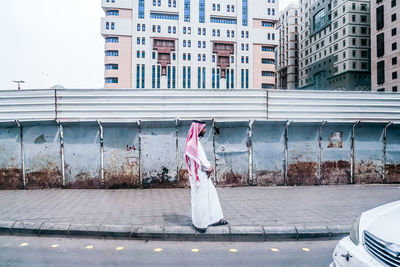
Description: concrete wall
0,120,399,189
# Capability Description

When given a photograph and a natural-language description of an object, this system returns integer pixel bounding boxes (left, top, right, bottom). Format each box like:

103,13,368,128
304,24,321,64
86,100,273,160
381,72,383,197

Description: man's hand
207,166,213,178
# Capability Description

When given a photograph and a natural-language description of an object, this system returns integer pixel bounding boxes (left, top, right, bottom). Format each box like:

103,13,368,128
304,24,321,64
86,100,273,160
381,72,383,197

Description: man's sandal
211,219,229,226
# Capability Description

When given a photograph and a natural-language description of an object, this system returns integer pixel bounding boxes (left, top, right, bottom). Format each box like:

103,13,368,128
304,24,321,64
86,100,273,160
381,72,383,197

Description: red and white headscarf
185,121,206,188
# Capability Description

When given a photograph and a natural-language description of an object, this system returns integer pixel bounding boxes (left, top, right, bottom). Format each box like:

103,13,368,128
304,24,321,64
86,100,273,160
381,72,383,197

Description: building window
392,13,397,22
137,51,140,58
157,65,161,88
168,26,171,33
392,0,397,7
262,58,274,64
106,22,109,29
242,0,248,26
393,86,398,92
261,71,275,76
262,46,274,52
245,69,249,88
198,67,201,88
141,64,145,88
392,28,397,36
106,10,119,16
210,17,237,24
377,61,385,84
173,26,176,33
106,37,119,43
105,50,119,56
138,0,145,18
136,64,140,88
393,42,398,50
199,0,205,23
393,72,398,79
184,0,190,22
313,9,327,32
105,77,118,84
377,33,385,57
217,68,220,89
183,66,186,88
377,6,384,31
212,68,216,89
202,67,206,89
157,25,161,32
172,66,176,88
393,57,397,65
152,66,156,88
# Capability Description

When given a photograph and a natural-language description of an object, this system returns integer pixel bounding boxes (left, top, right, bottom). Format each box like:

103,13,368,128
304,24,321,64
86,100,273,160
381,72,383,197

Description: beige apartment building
276,2,300,89
298,0,371,90
371,0,400,92
101,0,278,89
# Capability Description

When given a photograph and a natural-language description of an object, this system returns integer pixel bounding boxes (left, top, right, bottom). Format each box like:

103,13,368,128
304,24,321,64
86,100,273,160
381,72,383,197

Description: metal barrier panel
287,122,320,185
354,123,385,183
103,122,140,189
0,122,22,189
63,122,101,188
141,120,177,188
177,120,214,188
214,121,250,186
22,121,62,189
0,90,55,121
251,121,286,185
57,89,267,121
268,90,400,122
385,124,400,183
320,123,352,184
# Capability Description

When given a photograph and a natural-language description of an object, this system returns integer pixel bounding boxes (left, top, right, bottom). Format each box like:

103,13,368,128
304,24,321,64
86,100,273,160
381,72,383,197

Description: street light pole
12,80,25,90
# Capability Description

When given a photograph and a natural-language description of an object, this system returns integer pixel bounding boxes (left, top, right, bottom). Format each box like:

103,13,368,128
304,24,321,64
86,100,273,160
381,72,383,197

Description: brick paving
0,185,399,227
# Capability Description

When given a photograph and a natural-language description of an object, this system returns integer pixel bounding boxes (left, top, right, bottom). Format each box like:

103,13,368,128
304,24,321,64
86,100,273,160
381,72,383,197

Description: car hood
360,200,400,244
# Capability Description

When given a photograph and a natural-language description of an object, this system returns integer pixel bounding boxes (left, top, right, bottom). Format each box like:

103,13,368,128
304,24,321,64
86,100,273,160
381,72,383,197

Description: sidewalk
0,185,399,241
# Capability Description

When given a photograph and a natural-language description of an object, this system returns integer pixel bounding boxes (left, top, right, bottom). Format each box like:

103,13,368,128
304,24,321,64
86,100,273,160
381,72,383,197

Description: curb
0,220,350,242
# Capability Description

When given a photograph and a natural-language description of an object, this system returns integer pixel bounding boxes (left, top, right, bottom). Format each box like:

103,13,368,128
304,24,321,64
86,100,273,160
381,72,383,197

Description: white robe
188,139,224,229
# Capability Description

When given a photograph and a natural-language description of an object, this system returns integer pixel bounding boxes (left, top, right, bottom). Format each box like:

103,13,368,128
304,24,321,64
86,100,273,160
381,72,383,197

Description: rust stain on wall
26,169,62,189
142,166,176,189
354,161,383,184
254,171,284,186
178,168,190,188
287,162,318,185
320,161,350,185
218,171,247,187
0,168,23,189
104,172,140,189
65,172,102,189
384,164,400,183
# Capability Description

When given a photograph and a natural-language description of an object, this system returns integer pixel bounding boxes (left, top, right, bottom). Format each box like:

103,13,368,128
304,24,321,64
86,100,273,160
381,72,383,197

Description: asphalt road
0,235,337,267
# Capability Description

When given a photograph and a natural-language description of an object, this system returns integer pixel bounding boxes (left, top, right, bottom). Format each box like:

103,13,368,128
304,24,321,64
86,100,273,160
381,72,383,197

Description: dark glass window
377,6,384,30
393,86,398,92
377,61,385,84
392,57,397,64
393,42,397,50
392,28,397,36
392,13,397,22
377,33,385,57
393,72,398,79
392,0,396,7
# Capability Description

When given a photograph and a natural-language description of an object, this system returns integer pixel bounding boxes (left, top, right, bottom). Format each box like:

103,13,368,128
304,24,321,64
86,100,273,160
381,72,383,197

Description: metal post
138,120,143,188
212,119,217,185
97,120,104,188
284,120,293,186
383,122,393,183
351,121,360,184
175,118,179,186
15,120,25,189
57,121,66,187
318,121,327,183
248,120,254,185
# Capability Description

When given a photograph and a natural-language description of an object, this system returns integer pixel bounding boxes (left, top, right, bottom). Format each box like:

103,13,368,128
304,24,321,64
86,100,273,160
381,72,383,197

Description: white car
330,200,400,267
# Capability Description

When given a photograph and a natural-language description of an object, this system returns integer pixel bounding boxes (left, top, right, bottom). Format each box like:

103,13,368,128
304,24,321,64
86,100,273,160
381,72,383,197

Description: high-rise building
101,0,278,89
276,2,300,89
371,0,400,92
298,0,371,90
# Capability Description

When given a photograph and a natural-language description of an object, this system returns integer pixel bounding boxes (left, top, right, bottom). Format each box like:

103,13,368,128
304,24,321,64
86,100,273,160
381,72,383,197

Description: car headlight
349,215,361,245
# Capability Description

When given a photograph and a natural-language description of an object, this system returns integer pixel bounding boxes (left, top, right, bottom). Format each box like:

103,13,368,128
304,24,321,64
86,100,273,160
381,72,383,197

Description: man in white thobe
184,120,227,232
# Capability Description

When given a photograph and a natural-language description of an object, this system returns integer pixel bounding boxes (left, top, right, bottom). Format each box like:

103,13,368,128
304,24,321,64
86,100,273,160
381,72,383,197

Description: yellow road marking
51,244,59,248
191,248,200,252
270,248,280,252
154,248,163,252
302,247,311,252
19,243,29,247
86,245,94,249
229,248,238,253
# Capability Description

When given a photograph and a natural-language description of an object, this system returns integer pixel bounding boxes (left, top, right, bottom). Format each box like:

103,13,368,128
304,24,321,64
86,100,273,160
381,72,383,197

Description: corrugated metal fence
0,120,399,189
0,89,399,121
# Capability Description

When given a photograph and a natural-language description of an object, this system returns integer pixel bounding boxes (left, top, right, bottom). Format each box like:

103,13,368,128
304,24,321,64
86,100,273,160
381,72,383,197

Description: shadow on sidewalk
163,214,192,226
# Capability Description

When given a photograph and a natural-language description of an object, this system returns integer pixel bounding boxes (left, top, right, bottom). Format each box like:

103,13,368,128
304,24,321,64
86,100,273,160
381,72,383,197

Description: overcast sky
0,0,294,90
